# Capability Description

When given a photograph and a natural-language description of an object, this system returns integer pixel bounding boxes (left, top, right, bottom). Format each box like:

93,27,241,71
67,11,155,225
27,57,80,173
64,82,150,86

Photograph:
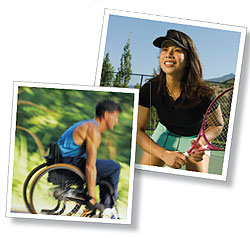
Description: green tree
100,53,114,86
121,38,132,87
113,70,122,87
113,38,132,87
134,83,140,89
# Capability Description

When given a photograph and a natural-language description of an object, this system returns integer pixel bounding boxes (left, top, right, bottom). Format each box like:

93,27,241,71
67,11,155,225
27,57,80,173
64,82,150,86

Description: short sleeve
139,82,152,108
201,94,216,114
208,94,219,113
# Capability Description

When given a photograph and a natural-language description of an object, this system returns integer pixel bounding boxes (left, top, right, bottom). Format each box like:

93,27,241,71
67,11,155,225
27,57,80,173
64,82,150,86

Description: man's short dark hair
95,100,122,118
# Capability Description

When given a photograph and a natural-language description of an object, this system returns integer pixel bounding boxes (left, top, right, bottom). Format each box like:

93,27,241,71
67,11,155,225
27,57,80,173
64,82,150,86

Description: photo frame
6,81,139,224
95,9,246,180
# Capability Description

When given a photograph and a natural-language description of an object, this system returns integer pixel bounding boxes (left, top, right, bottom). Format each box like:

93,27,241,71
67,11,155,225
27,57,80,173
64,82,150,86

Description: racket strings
204,89,233,149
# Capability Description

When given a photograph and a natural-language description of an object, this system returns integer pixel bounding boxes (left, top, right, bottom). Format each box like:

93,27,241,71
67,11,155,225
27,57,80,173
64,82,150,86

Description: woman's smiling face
159,40,188,78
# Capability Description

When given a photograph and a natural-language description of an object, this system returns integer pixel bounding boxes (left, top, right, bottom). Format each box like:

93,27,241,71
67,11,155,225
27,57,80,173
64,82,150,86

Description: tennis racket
183,86,234,157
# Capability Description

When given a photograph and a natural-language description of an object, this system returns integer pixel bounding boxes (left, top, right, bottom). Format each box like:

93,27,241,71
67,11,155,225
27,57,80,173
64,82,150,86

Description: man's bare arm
85,126,101,205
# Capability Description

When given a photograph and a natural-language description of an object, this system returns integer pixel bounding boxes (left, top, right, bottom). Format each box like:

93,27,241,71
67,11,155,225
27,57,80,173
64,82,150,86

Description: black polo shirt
139,79,215,136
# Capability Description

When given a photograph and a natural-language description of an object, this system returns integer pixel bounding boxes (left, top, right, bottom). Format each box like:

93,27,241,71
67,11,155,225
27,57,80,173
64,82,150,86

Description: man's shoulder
86,121,101,141
76,120,97,131
74,120,100,141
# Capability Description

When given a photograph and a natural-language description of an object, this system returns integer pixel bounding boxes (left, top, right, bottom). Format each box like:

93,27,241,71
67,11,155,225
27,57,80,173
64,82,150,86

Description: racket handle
183,151,190,158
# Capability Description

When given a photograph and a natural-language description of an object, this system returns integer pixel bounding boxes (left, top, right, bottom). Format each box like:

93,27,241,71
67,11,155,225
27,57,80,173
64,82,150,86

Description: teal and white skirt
151,122,209,168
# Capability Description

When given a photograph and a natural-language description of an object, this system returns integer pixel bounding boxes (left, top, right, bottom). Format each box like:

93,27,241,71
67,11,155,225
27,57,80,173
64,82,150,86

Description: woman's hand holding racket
183,86,234,159
188,140,205,162
161,150,186,169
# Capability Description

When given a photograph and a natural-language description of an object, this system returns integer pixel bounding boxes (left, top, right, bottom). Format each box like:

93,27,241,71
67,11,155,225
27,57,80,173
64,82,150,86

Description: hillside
206,73,235,83
207,77,234,95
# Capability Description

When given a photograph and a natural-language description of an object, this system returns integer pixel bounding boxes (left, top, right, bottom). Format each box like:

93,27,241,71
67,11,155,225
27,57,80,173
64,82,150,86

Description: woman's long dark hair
153,29,214,107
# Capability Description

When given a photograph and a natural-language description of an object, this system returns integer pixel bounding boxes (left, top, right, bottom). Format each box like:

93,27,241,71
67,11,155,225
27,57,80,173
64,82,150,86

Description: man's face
105,110,119,131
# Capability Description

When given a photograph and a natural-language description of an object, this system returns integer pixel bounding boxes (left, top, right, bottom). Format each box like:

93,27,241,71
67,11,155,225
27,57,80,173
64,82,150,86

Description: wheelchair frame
23,144,118,218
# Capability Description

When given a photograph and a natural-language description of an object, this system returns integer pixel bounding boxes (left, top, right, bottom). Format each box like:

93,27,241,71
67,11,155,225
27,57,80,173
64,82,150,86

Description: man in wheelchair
57,99,122,218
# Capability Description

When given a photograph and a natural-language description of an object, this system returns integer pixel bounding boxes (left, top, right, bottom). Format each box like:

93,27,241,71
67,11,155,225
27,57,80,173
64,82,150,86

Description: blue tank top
57,119,99,158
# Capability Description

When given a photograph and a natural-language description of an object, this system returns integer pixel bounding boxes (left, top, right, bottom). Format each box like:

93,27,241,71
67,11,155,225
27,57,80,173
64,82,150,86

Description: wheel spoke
29,164,85,216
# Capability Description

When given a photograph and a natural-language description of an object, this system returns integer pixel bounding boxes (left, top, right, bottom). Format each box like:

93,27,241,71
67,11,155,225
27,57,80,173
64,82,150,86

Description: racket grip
183,151,190,158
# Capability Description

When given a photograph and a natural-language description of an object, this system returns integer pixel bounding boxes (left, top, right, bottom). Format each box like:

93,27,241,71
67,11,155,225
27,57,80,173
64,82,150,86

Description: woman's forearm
200,125,224,146
136,106,169,160
137,129,166,159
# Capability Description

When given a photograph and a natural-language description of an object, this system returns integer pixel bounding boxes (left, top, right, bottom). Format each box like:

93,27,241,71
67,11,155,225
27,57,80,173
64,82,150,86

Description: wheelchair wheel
23,163,47,213
29,163,86,216
98,180,120,219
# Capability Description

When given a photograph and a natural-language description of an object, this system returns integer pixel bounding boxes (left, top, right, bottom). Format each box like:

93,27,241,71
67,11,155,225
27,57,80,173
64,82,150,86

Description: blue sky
103,15,241,86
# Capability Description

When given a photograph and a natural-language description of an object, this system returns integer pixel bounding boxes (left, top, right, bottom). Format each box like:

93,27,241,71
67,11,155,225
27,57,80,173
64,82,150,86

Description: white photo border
6,81,139,225
95,8,247,181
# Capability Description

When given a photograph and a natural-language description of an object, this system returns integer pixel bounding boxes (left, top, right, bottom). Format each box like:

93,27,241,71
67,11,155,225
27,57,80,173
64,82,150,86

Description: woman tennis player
137,29,216,172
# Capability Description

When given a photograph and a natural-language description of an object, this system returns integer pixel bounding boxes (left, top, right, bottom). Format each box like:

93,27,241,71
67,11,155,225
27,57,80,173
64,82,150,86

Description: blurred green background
12,86,135,219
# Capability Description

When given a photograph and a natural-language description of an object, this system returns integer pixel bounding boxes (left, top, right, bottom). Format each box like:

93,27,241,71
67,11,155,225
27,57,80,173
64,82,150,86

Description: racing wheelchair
23,142,119,218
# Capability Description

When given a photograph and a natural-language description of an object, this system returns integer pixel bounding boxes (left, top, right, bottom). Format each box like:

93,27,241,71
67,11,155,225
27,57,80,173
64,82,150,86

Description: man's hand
82,199,105,218
161,150,186,169
89,198,96,206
